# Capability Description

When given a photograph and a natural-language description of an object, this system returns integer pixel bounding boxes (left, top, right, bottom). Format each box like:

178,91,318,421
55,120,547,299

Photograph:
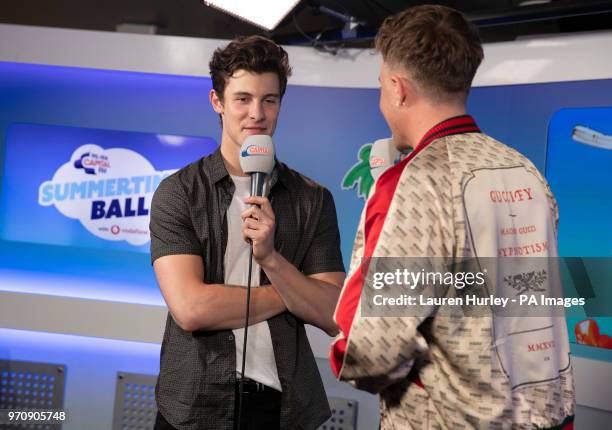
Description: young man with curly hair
151,35,345,430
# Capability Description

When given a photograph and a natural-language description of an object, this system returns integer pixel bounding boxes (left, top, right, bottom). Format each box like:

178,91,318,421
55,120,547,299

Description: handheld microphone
239,135,275,197
236,134,275,429
369,138,400,180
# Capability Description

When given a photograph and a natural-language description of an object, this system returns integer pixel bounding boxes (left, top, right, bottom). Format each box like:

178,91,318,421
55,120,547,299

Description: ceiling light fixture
202,0,301,31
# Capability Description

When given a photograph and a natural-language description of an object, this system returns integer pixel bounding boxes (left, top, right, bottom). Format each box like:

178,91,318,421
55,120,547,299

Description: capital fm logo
241,145,270,157
343,142,410,200
369,156,386,168
74,151,111,175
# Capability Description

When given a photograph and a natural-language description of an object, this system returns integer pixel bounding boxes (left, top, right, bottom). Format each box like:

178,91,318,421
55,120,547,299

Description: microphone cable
235,133,274,428
236,242,254,429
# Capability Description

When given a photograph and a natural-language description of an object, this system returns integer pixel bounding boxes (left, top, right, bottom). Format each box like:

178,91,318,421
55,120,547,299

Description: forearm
335,316,428,393
261,251,341,336
176,283,286,332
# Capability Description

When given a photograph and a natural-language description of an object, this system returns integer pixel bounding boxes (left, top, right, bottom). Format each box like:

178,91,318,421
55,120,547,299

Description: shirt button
228,334,234,341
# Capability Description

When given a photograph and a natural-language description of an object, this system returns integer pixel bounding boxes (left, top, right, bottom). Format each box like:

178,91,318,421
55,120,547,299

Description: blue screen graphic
547,107,612,357
547,107,612,257
0,60,611,362
0,123,216,253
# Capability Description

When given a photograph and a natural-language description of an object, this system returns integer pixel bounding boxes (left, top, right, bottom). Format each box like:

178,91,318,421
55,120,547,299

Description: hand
241,196,277,267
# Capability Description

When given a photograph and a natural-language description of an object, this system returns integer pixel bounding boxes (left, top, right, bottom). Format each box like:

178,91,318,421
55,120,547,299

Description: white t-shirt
225,175,281,391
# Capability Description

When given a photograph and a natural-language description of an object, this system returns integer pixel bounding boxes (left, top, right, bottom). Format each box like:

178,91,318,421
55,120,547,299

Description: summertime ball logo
38,144,175,246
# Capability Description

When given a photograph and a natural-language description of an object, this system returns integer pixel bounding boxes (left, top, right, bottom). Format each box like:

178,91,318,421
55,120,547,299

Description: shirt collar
417,114,481,149
208,147,229,184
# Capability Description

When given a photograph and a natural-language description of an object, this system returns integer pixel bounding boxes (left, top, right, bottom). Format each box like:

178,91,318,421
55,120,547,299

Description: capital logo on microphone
343,142,412,200
369,156,386,168
241,145,270,157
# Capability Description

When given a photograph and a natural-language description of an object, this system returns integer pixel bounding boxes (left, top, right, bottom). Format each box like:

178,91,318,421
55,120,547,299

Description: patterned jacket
331,116,575,429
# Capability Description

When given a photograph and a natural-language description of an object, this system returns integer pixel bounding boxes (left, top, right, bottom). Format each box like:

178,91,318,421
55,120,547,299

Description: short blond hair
375,5,483,98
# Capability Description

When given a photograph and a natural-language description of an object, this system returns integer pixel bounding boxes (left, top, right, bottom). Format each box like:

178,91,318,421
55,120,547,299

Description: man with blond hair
331,5,575,429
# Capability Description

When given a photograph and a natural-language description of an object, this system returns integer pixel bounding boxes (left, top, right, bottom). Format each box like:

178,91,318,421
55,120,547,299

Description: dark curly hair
209,35,292,101
375,5,483,98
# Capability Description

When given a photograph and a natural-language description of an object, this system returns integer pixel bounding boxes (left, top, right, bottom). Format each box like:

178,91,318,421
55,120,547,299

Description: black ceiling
2,0,612,50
